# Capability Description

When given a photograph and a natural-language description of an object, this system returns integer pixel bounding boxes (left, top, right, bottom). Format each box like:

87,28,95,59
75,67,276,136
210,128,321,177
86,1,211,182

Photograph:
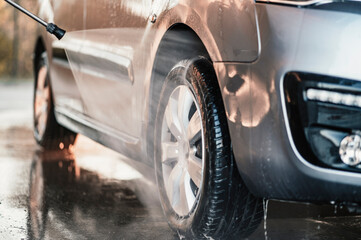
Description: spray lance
4,0,66,40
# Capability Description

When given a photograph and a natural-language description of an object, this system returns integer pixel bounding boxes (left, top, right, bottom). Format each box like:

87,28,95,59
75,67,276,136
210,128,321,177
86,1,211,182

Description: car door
47,0,86,114
63,0,154,142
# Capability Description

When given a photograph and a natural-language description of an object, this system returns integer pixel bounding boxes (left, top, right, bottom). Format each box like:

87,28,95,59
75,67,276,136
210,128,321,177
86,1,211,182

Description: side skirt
54,106,145,165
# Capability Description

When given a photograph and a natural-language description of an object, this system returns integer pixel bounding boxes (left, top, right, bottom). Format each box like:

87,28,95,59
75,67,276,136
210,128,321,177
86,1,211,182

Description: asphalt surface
1,80,361,240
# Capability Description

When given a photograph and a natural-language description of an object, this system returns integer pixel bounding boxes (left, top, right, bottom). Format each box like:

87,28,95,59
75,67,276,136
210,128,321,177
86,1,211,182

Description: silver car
33,0,361,238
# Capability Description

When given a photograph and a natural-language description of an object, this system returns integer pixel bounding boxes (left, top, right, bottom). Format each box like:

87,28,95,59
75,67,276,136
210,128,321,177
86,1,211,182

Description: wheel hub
178,141,190,168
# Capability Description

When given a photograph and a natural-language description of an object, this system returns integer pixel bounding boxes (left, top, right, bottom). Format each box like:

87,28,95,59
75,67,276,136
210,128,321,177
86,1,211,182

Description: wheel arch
33,36,57,107
33,37,46,76
33,36,57,103
146,23,230,163
151,23,211,77
146,24,210,159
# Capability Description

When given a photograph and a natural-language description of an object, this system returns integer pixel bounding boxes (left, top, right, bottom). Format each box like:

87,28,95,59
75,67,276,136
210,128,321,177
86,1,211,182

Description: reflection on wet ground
27,148,176,240
1,81,361,240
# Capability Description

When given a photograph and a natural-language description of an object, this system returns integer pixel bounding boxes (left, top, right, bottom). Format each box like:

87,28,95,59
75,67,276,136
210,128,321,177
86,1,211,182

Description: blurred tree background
0,0,38,79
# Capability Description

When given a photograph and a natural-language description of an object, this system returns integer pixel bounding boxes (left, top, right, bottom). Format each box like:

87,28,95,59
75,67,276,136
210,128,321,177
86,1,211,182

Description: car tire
154,58,263,239
33,52,77,150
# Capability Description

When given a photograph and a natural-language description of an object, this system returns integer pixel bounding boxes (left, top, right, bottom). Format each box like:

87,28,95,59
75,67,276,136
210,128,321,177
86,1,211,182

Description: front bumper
215,3,361,202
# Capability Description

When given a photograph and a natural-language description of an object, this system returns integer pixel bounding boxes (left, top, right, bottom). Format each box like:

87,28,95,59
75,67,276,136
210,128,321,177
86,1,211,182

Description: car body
33,0,361,238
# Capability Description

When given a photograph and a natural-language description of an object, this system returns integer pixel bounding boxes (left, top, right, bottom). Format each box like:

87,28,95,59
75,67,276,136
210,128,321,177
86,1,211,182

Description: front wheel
154,58,263,239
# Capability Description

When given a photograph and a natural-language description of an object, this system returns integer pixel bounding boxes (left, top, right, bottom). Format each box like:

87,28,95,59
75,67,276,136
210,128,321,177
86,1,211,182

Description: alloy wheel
160,85,205,216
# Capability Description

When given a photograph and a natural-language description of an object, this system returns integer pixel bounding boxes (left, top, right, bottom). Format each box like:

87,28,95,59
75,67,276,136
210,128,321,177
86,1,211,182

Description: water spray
4,0,66,40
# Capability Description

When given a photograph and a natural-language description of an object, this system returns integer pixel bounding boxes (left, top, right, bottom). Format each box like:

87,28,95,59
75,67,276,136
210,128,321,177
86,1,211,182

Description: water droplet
177,231,185,239
263,199,269,240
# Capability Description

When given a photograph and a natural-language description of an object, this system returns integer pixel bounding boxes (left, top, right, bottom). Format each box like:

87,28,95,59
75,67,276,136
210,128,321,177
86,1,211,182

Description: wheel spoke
187,111,202,145
187,154,203,188
166,164,183,207
165,96,183,139
184,172,196,211
174,170,190,214
34,74,49,137
177,87,193,135
43,86,50,100
34,108,42,124
35,89,43,100
37,67,47,91
37,112,47,136
34,99,42,120
162,141,179,166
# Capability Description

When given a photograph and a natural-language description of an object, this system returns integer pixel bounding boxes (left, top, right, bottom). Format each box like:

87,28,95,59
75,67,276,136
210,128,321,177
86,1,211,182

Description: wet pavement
1,80,361,240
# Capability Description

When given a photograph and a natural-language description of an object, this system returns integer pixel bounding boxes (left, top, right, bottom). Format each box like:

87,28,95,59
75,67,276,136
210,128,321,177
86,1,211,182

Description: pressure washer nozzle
46,23,66,40
4,0,66,40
